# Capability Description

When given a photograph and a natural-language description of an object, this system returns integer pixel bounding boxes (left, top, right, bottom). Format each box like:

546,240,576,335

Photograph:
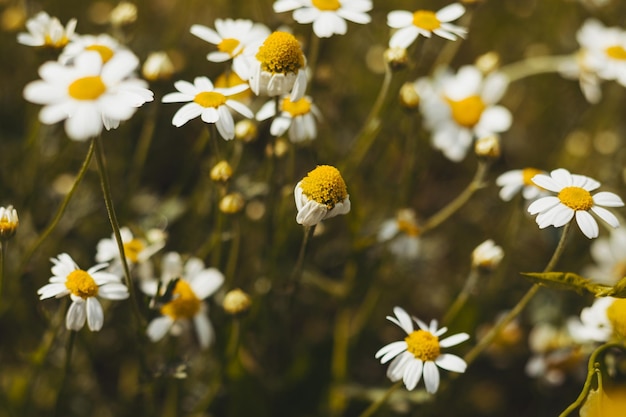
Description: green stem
442,269,479,325
499,55,574,83
0,241,5,306
128,100,159,194
54,329,76,417
290,225,315,284
307,31,321,77
357,381,403,417
225,217,241,284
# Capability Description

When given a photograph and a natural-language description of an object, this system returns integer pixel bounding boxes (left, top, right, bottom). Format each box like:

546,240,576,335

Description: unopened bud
219,192,245,214
109,1,137,26
142,51,175,82
235,120,258,143
475,134,501,160
399,82,420,110
0,205,19,240
384,47,409,71
472,239,504,271
475,52,501,74
223,288,252,315
210,160,233,183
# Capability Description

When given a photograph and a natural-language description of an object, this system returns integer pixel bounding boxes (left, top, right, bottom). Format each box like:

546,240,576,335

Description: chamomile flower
584,228,626,285
377,209,421,259
256,95,322,142
17,11,77,49
37,253,129,331
415,65,512,162
23,50,154,141
568,297,626,343
162,76,253,140
577,19,626,87
496,168,549,202
146,252,224,348
273,0,373,38
387,3,466,48
248,31,307,101
294,165,350,227
59,33,126,64
375,307,469,393
96,226,165,275
527,168,624,239
0,205,19,240
190,19,270,80
471,239,504,271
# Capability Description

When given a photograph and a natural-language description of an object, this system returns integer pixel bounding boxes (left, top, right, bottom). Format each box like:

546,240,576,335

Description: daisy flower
471,239,504,271
527,168,624,239
294,165,350,227
190,19,270,80
375,307,469,393
37,253,129,331
247,31,307,101
415,65,512,162
0,205,19,240
567,297,626,343
387,3,466,48
377,209,421,259
162,76,253,140
96,226,165,267
496,168,549,202
583,228,626,286
17,11,77,49
578,19,626,87
23,50,154,141
146,252,224,348
59,33,127,64
273,0,373,38
256,94,322,142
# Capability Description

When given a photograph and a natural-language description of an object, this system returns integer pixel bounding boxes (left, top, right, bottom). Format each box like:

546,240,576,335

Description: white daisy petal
403,358,424,391
439,332,470,348
147,316,174,342
436,3,466,22
576,210,599,239
86,297,104,331
435,354,467,373
423,361,441,393
593,192,624,207
591,206,620,228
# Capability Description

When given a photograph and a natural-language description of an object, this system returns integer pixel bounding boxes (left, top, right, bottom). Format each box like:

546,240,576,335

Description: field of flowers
1,0,626,416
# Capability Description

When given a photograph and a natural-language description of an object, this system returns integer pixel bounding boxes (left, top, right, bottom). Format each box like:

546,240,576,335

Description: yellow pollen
312,0,341,11
44,34,69,48
558,186,594,211
405,330,441,361
397,219,420,237
160,279,201,320
217,38,241,56
446,95,486,128
68,76,107,100
65,269,99,299
607,298,626,339
85,44,115,63
282,97,311,117
194,91,227,108
522,168,544,186
256,31,305,74
300,165,348,209
412,10,441,31
123,238,145,263
605,45,626,61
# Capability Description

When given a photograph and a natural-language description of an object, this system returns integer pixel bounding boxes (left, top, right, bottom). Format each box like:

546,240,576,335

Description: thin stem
290,225,315,283
357,381,403,417
442,269,479,325
128,100,159,194
225,217,241,284
307,31,321,76
499,55,574,83
54,329,76,417
0,242,5,306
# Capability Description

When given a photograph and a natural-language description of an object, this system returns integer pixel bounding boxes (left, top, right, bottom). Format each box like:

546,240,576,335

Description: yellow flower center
85,44,115,63
405,329,441,361
282,97,311,117
312,0,341,11
446,95,486,128
412,10,441,31
123,238,145,263
605,45,626,61
522,168,544,186
300,165,348,209
217,38,241,56
607,298,626,339
65,269,99,299
397,219,420,237
256,31,305,74
68,76,107,100
215,71,252,102
44,34,69,48
160,279,202,320
558,186,594,211
194,91,227,108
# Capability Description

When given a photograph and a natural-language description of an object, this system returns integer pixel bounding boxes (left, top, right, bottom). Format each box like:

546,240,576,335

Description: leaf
521,272,615,297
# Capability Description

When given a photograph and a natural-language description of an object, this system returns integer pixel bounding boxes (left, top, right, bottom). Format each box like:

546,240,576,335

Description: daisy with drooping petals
190,19,270,81
415,65,512,162
256,95,322,142
375,307,469,393
59,33,126,64
145,252,224,348
37,253,129,331
162,76,254,140
527,168,624,239
23,50,154,141
273,0,373,38
17,11,77,49
496,168,549,202
0,205,19,240
294,165,350,227
387,3,466,48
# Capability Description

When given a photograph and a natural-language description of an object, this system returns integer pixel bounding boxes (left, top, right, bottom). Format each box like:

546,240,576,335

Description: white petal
389,26,419,49
403,358,424,391
439,332,470,348
273,0,302,13
388,306,414,334
387,10,413,28
593,192,624,207
270,117,291,136
435,353,467,373
550,168,573,188
423,361,440,394
386,351,413,382
65,104,102,141
225,99,254,118
172,102,203,127
477,106,512,133
436,3,465,22
576,210,599,239
194,312,214,348
86,297,104,331
591,206,620,228
190,268,224,299
528,196,560,215
66,300,87,331
200,106,219,124
531,174,561,192
376,341,408,364
99,282,130,300
162,92,193,103
337,9,371,25
147,316,174,342
190,24,221,44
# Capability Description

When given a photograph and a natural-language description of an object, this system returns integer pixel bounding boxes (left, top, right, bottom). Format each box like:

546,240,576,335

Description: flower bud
223,288,252,315
471,239,504,271
399,82,420,110
142,51,175,82
474,134,501,160
0,205,19,240
384,47,409,71
219,192,245,214
210,160,233,183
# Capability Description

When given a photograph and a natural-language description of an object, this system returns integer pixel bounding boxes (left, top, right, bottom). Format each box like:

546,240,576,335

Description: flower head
59,33,126,65
496,168,548,202
584,228,626,286
256,94,322,142
37,253,129,331
273,0,373,38
23,50,154,141
527,168,624,239
17,11,77,49
377,209,421,259
375,307,469,393
96,226,165,273
387,3,466,48
0,205,19,240
568,297,626,343
471,239,504,271
294,165,350,226
162,76,253,140
142,51,175,82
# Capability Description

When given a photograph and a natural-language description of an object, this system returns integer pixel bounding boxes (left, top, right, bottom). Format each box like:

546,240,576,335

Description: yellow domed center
68,76,107,100
607,298,626,339
412,10,441,31
606,45,626,61
85,44,115,63
194,91,227,108
446,95,486,128
282,97,311,117
256,31,305,74
44,34,69,48
123,238,145,263
312,0,341,11
218,38,241,56
522,168,544,186
558,186,593,211
300,165,348,209
405,329,441,361
161,279,202,320
65,269,99,299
